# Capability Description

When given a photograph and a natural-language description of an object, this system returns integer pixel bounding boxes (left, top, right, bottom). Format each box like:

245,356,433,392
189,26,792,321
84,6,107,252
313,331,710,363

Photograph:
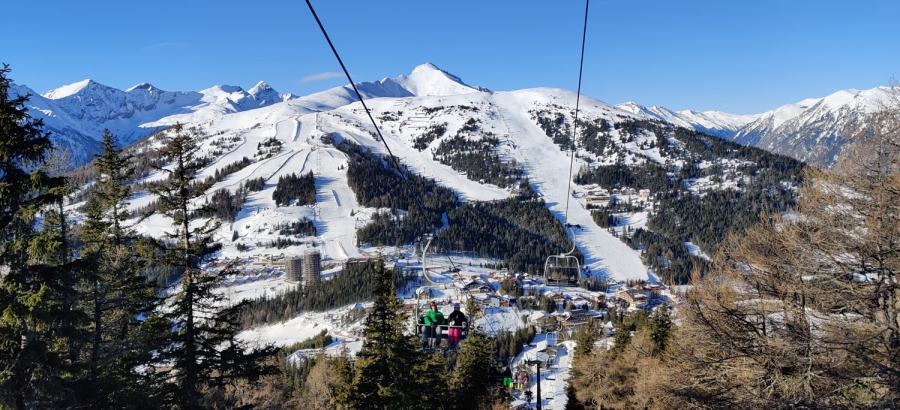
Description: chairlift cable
305,0,459,271
563,0,590,226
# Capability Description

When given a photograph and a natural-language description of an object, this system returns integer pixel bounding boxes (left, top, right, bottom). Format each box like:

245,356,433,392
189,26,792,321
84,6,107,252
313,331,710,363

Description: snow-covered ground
64,64,690,378
118,68,659,283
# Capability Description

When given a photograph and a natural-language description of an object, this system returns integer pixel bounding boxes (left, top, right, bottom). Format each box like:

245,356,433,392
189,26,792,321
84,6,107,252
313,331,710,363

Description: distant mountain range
731,87,894,165
12,62,892,168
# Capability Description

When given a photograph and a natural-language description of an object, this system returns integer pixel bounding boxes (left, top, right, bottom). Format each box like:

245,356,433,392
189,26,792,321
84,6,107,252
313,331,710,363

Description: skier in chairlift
422,301,444,350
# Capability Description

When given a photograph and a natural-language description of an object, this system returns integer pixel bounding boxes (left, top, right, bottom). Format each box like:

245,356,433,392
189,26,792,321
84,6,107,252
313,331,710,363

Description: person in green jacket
422,301,445,349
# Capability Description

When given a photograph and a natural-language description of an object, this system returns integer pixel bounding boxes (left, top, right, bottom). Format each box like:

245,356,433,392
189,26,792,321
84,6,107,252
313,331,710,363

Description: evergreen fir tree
451,331,494,410
75,129,167,408
0,63,74,409
348,257,424,409
418,351,452,409
648,303,672,356
148,123,276,408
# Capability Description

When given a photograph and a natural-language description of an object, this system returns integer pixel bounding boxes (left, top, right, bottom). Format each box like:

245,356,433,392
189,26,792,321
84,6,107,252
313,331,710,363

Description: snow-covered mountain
41,61,821,289
12,63,493,166
615,102,760,138
732,87,895,166
12,78,296,165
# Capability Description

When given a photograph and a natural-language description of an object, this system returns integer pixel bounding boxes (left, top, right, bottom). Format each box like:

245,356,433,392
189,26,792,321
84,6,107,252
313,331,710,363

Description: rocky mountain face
731,87,895,167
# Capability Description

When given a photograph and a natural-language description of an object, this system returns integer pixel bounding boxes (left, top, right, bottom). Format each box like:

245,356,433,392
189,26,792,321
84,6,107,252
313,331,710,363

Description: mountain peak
42,79,95,99
126,82,159,93
249,81,273,95
409,62,466,86
411,62,442,74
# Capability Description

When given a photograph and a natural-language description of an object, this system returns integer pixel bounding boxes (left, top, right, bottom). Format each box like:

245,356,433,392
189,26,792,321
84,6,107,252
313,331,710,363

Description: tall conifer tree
149,123,275,408
0,64,74,408
451,331,495,410
76,129,166,407
348,257,424,409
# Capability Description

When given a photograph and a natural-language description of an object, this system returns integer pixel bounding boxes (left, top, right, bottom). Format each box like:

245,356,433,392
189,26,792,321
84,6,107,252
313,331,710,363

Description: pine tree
0,63,74,408
648,304,672,356
348,257,424,409
75,129,166,407
149,123,276,408
452,331,494,410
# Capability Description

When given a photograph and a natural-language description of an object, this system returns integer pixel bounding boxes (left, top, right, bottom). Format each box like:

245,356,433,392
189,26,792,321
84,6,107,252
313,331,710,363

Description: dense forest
272,171,316,207
339,139,578,274
338,139,458,245
238,260,418,329
547,116,807,283
438,198,581,274
431,120,524,189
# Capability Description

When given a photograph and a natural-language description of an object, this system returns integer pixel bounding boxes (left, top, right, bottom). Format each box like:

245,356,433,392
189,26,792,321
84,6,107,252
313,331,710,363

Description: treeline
624,228,709,284
339,139,574,274
273,171,315,207
238,261,417,329
575,161,675,192
570,117,805,283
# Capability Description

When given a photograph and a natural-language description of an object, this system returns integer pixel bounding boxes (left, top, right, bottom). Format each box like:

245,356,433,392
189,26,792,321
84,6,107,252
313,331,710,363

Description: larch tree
668,87,900,408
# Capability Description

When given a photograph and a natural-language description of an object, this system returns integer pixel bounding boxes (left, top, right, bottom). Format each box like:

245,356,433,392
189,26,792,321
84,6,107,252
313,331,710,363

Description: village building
617,288,649,305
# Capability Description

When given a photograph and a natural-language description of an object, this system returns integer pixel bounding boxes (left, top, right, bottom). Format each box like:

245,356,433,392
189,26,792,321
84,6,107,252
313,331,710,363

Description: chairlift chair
412,234,470,349
543,226,582,287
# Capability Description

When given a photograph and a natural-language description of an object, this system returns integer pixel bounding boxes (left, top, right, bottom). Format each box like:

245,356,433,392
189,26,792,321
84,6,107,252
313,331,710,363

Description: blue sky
3,0,898,114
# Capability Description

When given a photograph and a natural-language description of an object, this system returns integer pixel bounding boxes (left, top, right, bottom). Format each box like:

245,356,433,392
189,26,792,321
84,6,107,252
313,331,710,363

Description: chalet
557,309,596,327
457,279,491,294
529,312,559,333
570,295,590,309
589,292,607,303
544,291,566,302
